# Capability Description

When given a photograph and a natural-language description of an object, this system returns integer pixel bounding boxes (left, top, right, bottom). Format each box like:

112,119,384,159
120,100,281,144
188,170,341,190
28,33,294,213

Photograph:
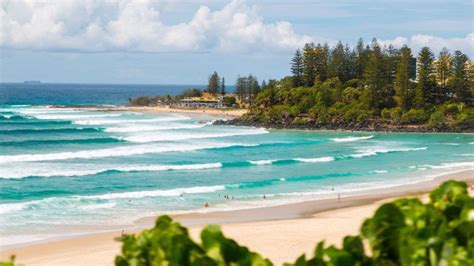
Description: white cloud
379,33,474,55
0,0,312,53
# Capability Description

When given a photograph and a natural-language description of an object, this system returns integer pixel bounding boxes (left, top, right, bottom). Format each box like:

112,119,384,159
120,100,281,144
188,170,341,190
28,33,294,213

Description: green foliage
242,39,472,130
0,256,15,266
128,96,160,106
208,71,221,95
179,88,203,98
453,109,474,130
222,96,237,107
428,111,446,129
115,215,272,266
400,109,429,124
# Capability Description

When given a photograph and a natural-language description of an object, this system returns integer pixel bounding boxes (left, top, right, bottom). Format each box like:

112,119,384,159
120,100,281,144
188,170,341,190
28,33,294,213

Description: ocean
0,83,473,247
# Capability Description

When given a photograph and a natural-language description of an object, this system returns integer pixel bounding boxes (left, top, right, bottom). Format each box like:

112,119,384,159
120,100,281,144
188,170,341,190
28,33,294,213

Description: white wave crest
105,123,209,133
413,161,474,170
123,128,268,143
350,147,427,158
0,162,223,179
34,113,123,120
74,116,190,125
81,203,117,210
79,185,226,200
0,143,245,163
294,156,335,163
0,202,31,214
248,159,277,165
371,170,388,174
331,135,374,142
0,185,225,214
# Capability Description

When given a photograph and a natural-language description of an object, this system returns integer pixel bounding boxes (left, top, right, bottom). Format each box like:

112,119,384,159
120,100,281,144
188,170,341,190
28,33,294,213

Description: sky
1,0,473,84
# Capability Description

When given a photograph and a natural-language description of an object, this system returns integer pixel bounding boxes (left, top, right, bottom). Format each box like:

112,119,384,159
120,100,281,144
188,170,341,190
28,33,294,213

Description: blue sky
1,0,472,84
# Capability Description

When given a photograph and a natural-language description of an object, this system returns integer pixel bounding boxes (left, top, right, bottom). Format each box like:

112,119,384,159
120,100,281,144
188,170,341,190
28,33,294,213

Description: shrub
445,103,461,115
400,109,429,124
453,109,474,130
222,96,237,107
115,216,272,266
179,88,203,98
381,108,391,119
428,111,446,129
266,105,292,122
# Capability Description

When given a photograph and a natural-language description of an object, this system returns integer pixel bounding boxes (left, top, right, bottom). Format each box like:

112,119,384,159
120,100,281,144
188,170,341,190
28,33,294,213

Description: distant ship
23,80,41,84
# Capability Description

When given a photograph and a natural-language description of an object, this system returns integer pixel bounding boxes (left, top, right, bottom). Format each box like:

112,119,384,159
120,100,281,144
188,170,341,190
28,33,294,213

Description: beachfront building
415,59,474,85
179,96,224,108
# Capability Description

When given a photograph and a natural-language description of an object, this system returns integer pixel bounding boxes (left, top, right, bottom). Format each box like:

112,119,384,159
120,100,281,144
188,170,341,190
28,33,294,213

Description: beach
2,169,472,266
117,105,248,118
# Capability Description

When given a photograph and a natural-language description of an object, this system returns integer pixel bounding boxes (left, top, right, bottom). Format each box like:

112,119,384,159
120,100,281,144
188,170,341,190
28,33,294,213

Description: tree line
236,38,472,130
290,39,471,109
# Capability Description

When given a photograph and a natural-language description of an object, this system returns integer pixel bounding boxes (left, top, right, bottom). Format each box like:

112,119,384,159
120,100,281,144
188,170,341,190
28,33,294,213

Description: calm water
0,84,473,247
0,83,216,105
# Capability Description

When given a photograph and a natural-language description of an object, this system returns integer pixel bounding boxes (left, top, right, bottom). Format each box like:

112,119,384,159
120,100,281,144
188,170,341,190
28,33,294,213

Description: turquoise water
0,105,473,247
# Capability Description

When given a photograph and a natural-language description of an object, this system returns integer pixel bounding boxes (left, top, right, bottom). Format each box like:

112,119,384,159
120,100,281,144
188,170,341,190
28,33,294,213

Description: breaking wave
331,135,374,142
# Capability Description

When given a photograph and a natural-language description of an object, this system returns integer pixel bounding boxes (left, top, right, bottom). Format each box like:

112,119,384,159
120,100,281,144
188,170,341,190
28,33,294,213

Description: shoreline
2,169,472,265
47,104,472,133
214,117,474,133
49,104,248,118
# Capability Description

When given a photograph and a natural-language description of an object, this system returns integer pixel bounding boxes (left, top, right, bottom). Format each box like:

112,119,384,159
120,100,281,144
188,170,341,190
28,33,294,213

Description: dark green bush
400,109,429,124
453,109,474,130
222,96,237,107
115,216,272,266
428,111,447,129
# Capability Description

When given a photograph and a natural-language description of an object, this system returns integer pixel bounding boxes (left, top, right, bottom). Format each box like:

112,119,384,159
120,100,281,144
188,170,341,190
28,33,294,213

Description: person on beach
263,194,266,199
338,194,341,201
204,202,209,208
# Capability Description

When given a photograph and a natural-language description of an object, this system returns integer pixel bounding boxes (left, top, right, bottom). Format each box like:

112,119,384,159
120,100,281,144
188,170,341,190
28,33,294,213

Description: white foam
415,161,474,170
0,163,223,179
372,170,388,174
33,113,122,120
0,143,245,163
6,108,79,115
294,156,335,163
104,123,209,133
74,116,190,125
0,202,30,214
124,128,269,143
248,159,277,165
349,147,427,158
81,203,117,210
331,135,374,142
79,185,226,200
0,184,225,215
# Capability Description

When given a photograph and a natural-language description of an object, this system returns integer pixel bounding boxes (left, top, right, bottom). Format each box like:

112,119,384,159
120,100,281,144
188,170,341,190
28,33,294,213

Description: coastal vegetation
229,39,473,131
128,72,238,108
108,180,471,265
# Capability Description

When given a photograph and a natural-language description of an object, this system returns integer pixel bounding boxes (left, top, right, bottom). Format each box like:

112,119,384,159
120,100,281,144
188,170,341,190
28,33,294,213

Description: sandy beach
113,105,248,118
1,169,472,266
